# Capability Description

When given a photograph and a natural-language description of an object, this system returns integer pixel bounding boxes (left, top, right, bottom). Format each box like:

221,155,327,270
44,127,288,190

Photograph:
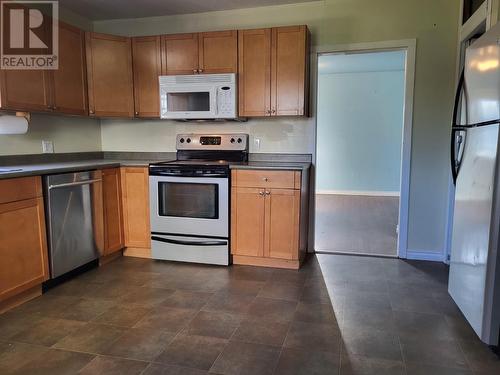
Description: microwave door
160,86,216,119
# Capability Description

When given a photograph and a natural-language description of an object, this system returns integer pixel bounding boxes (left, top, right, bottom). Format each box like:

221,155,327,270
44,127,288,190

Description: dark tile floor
0,254,499,374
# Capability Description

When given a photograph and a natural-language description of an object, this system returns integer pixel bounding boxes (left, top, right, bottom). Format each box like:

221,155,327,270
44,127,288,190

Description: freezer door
464,23,500,126
449,125,499,344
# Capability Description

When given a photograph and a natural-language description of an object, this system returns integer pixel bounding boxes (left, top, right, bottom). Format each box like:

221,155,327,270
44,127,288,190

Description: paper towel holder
15,111,31,123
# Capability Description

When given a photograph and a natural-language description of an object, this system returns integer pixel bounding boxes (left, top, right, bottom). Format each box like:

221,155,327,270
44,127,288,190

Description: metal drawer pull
263,177,269,182
265,191,270,195
152,236,227,247
48,179,102,190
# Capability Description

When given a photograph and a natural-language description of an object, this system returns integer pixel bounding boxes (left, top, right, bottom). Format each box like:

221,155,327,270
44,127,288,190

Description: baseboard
0,285,42,314
316,190,400,197
406,249,445,262
124,247,151,258
99,250,123,266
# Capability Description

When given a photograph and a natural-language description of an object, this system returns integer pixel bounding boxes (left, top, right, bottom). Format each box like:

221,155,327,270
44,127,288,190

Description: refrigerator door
449,124,499,344
464,22,500,126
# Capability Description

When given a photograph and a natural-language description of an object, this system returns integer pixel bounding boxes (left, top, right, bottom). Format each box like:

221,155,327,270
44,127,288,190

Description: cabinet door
271,25,308,116
120,167,150,248
0,197,49,302
198,30,237,74
161,33,199,75
51,22,88,115
265,189,300,260
132,36,161,117
0,70,51,112
86,32,134,117
103,168,124,254
238,29,272,117
231,187,266,257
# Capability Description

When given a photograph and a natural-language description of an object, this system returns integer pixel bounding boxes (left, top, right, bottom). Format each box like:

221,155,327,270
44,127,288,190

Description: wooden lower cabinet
102,168,124,255
0,177,49,308
120,167,151,255
231,169,307,269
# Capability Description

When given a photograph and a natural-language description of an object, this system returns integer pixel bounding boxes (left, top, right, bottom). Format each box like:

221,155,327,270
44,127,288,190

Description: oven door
160,85,217,119
149,175,228,237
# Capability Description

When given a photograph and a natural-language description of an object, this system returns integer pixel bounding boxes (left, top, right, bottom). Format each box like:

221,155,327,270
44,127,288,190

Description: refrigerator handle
451,70,466,184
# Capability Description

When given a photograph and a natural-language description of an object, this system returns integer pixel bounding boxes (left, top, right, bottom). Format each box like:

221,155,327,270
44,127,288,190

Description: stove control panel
176,134,248,151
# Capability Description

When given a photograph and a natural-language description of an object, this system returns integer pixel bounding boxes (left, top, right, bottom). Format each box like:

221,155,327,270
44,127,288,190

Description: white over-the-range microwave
159,73,237,120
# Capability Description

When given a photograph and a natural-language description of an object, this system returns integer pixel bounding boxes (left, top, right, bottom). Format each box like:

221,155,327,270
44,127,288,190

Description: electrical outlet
254,138,261,151
42,140,54,153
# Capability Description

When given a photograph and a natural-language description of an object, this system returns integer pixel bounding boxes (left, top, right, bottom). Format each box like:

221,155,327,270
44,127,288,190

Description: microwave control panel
216,85,236,118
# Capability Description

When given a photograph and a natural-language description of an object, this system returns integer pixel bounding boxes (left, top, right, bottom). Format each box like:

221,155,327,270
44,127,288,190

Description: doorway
314,47,414,257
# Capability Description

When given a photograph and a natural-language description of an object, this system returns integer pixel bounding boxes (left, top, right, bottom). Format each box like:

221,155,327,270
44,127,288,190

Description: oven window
167,92,210,112
158,182,219,219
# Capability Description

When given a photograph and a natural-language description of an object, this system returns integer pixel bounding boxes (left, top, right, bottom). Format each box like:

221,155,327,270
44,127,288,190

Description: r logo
1,1,59,69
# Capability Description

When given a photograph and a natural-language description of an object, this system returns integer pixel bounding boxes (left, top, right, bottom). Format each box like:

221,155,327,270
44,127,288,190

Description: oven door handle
151,236,228,247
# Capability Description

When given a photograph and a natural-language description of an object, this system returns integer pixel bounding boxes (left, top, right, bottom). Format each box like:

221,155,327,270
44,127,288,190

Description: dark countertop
0,159,163,180
0,153,311,180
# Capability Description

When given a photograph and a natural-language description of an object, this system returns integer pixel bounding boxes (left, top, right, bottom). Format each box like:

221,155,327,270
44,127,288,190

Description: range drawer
232,169,300,189
0,176,42,204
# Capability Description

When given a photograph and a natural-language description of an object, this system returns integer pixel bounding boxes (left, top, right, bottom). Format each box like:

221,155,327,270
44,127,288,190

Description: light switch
42,140,54,153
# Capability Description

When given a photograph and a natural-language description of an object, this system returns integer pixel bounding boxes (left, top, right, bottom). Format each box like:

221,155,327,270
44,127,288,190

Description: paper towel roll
0,115,28,135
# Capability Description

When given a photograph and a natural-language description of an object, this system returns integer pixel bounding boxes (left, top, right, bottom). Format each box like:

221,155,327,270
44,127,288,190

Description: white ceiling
58,0,318,20
318,51,406,75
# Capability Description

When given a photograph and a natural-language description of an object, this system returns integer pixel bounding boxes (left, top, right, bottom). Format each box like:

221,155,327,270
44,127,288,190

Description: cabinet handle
198,69,203,73
266,110,271,115
263,177,269,182
265,191,271,195
259,191,265,196
271,109,276,114
193,69,198,74
90,109,95,114
135,111,139,116
52,106,57,110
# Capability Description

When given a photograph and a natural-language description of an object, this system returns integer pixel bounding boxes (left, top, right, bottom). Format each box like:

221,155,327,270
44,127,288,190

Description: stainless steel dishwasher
44,170,104,278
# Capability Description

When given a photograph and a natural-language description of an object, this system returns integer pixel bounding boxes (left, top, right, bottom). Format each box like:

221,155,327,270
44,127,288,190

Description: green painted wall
94,0,459,257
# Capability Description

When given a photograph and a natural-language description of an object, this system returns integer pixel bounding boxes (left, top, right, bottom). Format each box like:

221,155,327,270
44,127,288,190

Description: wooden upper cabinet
161,33,199,75
51,22,88,115
198,30,237,73
132,36,161,117
238,25,309,117
271,25,308,116
85,32,134,117
238,28,272,117
0,70,51,112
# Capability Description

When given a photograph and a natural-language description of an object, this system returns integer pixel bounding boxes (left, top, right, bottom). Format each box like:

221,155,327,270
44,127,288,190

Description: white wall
316,51,405,193
0,114,101,156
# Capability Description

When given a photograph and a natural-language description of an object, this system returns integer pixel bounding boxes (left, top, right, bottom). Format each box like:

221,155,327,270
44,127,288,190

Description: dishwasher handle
48,178,102,190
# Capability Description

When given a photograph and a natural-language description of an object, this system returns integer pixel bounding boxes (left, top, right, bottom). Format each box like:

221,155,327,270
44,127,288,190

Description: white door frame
311,39,417,258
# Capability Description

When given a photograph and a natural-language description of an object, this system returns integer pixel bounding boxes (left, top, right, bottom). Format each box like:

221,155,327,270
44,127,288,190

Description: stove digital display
200,136,221,145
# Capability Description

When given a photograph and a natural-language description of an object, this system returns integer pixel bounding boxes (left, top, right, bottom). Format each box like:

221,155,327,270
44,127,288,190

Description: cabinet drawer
232,169,300,189
0,176,42,204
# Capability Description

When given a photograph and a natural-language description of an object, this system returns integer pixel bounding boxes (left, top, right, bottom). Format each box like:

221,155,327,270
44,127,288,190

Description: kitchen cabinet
103,168,124,255
50,22,88,115
238,25,309,117
198,30,238,73
161,33,199,75
161,30,237,75
120,167,151,252
0,177,49,309
132,36,162,117
86,32,134,117
231,169,307,269
238,28,272,116
0,70,51,112
0,21,87,115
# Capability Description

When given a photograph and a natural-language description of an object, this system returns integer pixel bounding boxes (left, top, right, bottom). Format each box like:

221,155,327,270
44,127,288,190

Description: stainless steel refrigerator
449,22,500,346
